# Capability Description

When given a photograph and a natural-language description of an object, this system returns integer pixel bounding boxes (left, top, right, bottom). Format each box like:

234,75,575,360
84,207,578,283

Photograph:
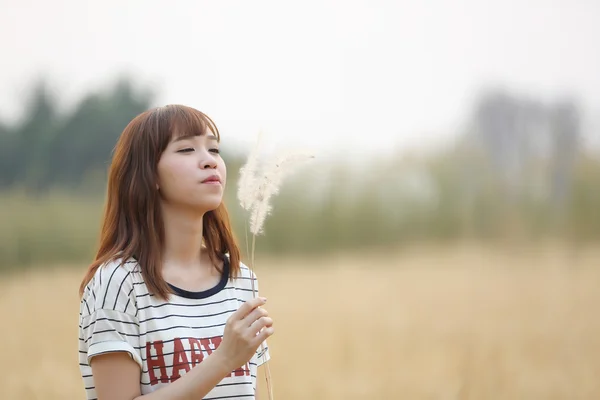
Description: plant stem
245,220,250,265
249,232,273,400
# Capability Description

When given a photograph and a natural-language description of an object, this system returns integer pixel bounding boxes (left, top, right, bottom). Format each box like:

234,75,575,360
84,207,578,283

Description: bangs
158,105,221,143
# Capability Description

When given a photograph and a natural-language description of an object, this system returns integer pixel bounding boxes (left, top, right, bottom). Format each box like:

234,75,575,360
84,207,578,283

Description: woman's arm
91,349,232,400
90,296,273,400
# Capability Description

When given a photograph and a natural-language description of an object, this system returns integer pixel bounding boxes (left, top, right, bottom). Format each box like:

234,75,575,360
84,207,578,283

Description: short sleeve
79,260,142,368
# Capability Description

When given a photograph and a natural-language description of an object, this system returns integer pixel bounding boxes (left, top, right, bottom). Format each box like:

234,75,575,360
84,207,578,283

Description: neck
161,203,205,267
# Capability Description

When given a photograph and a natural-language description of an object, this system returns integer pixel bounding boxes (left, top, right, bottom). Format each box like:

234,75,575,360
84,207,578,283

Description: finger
249,316,273,336
230,297,266,321
251,326,275,347
241,306,269,327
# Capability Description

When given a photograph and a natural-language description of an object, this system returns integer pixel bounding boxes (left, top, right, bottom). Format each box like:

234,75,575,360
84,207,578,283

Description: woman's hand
215,297,274,371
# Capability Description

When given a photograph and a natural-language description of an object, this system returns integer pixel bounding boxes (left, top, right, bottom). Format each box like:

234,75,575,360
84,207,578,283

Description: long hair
78,105,241,301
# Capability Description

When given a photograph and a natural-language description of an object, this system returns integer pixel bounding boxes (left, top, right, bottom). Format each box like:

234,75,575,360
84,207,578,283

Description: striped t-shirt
78,256,270,400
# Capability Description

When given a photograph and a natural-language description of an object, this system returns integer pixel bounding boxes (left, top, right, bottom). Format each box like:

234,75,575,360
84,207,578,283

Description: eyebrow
173,134,218,142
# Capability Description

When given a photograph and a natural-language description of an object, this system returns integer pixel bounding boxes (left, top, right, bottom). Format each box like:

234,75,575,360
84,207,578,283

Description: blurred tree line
0,78,599,270
0,78,154,191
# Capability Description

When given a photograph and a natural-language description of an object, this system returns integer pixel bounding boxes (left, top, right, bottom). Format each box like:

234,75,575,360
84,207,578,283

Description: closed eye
209,148,220,154
177,148,194,153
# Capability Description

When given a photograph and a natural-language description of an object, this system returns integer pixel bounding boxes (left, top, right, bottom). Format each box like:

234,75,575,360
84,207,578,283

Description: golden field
1,244,600,399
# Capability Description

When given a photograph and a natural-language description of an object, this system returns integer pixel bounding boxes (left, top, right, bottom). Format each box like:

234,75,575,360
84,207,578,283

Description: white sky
1,0,599,160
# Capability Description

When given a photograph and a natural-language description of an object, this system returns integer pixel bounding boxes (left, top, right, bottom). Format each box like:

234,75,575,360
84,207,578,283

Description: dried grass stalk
236,133,313,400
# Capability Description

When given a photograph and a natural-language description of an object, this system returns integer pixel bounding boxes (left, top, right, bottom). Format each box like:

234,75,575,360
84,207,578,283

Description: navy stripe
138,309,235,324
80,316,139,331
124,287,134,313
137,297,242,311
101,266,119,308
114,271,131,309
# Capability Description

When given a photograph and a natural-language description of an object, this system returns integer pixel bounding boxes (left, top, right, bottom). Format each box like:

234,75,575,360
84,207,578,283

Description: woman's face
156,132,226,212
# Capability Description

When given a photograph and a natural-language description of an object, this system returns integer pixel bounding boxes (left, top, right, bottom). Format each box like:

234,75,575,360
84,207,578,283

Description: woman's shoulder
86,257,141,288
229,261,262,296
80,257,142,314
100,256,140,274
221,252,255,280
227,256,257,280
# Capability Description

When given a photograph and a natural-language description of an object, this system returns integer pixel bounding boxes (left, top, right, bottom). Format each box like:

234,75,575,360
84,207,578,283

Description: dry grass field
1,244,600,399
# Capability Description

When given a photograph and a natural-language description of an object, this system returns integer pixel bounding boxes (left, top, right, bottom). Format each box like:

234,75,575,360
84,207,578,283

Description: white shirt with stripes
78,256,270,400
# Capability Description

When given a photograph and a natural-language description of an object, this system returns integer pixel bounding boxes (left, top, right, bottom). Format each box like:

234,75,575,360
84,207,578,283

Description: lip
201,175,222,184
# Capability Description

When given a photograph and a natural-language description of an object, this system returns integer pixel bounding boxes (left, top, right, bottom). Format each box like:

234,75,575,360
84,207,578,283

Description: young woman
78,105,273,400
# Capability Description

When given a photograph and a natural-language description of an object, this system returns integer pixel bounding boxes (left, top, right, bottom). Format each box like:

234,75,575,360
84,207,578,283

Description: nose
199,150,218,169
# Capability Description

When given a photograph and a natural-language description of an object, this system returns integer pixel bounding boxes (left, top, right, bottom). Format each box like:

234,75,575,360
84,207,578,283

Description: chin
197,199,223,212
176,191,222,212
205,203,222,212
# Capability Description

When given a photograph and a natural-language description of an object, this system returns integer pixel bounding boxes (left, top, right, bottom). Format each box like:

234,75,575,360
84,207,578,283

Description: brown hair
78,105,241,301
